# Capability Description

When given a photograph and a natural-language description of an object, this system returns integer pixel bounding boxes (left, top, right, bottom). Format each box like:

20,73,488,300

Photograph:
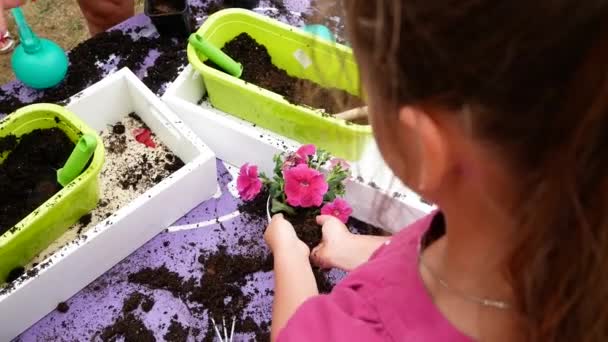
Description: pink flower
282,144,317,170
321,198,353,223
329,158,350,171
296,144,316,160
237,163,262,201
282,154,306,170
284,164,328,208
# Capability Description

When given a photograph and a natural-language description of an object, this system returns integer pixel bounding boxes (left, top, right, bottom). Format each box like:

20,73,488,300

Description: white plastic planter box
0,68,218,340
163,65,434,232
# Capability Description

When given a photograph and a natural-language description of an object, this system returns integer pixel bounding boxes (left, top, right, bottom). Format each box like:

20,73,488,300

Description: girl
265,1,608,341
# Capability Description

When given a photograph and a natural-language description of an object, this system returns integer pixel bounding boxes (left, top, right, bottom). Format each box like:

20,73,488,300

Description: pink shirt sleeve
277,283,387,342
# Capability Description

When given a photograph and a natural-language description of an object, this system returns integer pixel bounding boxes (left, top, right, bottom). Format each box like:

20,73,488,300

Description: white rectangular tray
163,65,434,232
0,68,218,340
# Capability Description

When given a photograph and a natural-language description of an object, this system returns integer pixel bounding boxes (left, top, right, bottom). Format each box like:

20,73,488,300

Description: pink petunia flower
296,144,316,160
237,163,262,201
321,198,353,223
284,164,328,208
282,144,317,170
329,158,350,171
282,154,306,170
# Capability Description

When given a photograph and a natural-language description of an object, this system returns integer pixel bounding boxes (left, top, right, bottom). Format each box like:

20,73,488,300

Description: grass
0,0,145,85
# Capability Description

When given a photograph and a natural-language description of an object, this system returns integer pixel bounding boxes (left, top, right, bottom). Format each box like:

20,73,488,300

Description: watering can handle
11,7,40,53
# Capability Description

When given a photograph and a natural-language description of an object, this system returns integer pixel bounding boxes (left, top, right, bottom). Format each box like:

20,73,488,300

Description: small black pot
223,0,260,10
144,0,192,37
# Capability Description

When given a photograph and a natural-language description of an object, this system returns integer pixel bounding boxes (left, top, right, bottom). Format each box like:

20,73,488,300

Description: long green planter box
0,104,105,283
187,9,371,161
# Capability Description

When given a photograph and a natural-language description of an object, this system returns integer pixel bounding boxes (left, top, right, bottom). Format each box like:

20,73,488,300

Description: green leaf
324,191,337,202
271,199,296,216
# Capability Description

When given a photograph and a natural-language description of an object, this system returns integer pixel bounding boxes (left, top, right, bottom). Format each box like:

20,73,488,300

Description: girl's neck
436,196,515,301
420,194,521,340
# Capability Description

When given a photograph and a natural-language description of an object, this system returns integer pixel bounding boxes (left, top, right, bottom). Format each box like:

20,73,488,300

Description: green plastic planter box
0,104,105,283
187,9,372,161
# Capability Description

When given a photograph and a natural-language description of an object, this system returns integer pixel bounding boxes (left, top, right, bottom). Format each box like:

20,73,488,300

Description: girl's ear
398,106,448,194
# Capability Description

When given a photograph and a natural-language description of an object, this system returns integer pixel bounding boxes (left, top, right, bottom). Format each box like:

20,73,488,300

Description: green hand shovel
57,134,98,187
188,33,243,78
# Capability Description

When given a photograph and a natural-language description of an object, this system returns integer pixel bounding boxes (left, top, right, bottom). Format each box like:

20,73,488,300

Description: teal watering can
11,7,68,89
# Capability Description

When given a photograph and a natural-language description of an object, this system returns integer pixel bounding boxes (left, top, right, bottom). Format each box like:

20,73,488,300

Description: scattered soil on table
224,0,260,9
190,246,273,318
164,319,190,342
0,128,74,236
150,0,181,14
0,27,189,115
56,302,70,313
128,265,191,298
123,291,155,313
27,114,184,268
205,33,364,114
98,313,156,342
126,246,274,340
194,0,259,17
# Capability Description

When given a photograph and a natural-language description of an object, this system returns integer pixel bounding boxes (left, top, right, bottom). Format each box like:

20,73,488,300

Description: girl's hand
311,215,390,271
310,215,356,270
264,214,309,257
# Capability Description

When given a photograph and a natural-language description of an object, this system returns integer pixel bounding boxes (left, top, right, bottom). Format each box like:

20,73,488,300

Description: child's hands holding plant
312,215,391,272
264,214,309,258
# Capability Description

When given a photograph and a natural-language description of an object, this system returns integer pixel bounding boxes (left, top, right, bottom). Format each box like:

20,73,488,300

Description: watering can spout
11,7,40,53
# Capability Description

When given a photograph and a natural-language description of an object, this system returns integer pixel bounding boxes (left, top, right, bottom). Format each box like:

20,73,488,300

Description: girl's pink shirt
277,213,474,342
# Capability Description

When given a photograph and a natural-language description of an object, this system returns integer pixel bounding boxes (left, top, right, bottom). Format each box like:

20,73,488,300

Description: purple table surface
4,1,354,341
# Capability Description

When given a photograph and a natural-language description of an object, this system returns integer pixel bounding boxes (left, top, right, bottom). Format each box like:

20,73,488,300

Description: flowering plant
237,145,353,223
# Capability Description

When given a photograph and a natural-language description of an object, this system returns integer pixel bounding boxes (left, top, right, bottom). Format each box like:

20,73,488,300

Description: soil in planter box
27,113,185,266
0,128,74,236
205,33,365,115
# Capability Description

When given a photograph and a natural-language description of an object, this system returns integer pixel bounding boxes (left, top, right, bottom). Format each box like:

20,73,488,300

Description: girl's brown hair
344,0,608,340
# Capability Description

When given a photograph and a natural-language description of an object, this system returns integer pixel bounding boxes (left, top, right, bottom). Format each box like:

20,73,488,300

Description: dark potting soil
5,266,25,283
150,0,182,14
123,291,155,313
78,213,93,226
98,313,156,342
56,302,70,313
0,128,74,236
237,189,386,293
193,0,260,18
0,135,17,154
224,0,260,9
128,265,191,299
205,33,364,114
164,319,190,342
126,246,274,340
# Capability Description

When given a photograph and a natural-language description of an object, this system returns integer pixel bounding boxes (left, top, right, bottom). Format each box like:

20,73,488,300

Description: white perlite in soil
28,113,184,265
